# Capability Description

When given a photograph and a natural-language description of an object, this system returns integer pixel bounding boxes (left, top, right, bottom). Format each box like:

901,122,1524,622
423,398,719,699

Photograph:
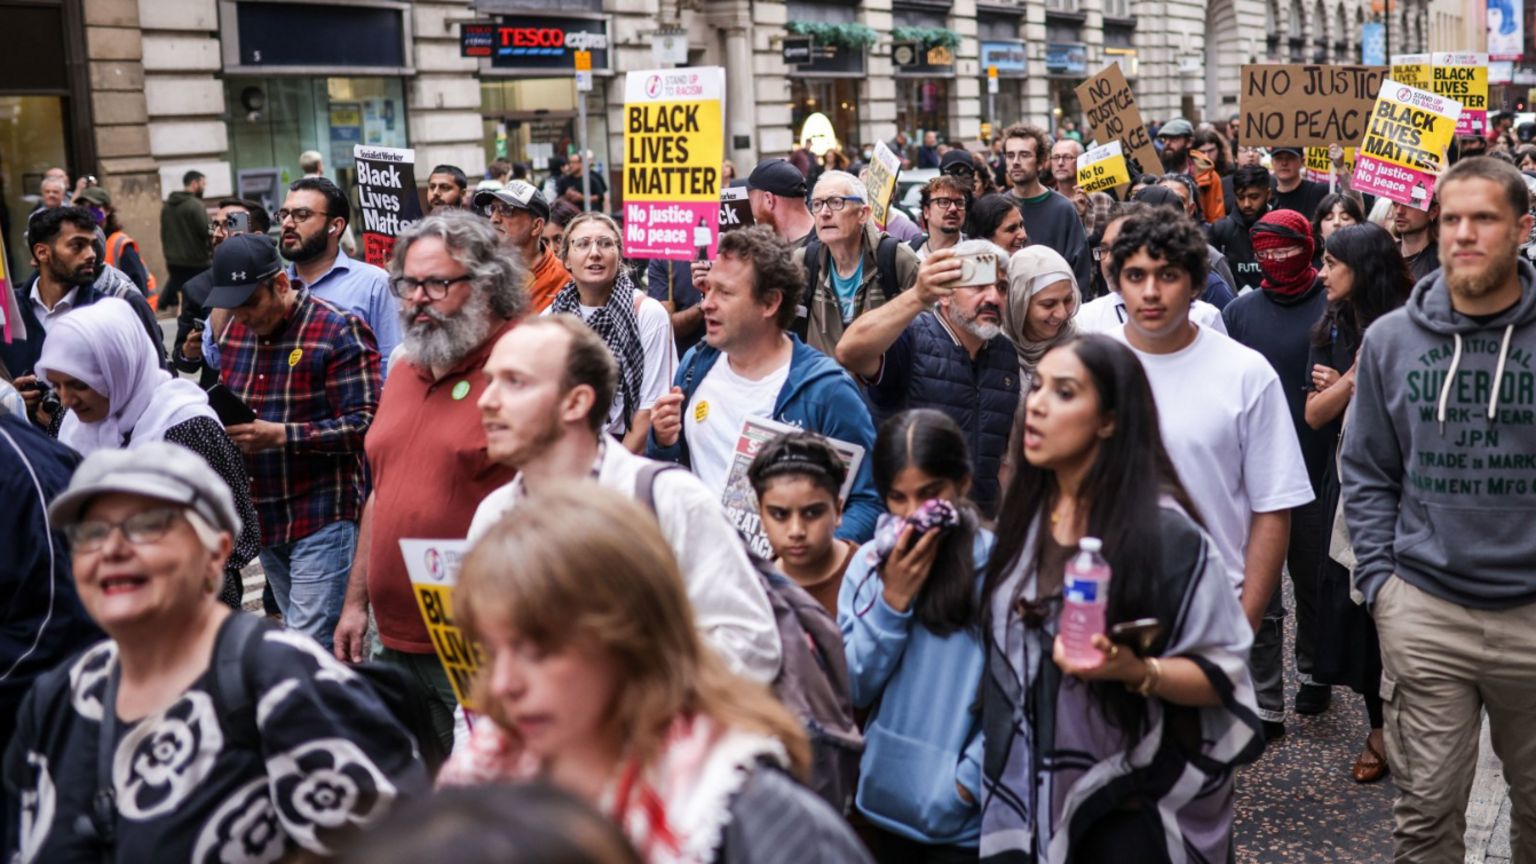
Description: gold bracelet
1132,657,1161,697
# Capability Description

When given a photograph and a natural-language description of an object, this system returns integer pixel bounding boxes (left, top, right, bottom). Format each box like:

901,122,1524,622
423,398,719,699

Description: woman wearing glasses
4,443,428,863
547,212,677,453
980,335,1261,862
36,298,260,609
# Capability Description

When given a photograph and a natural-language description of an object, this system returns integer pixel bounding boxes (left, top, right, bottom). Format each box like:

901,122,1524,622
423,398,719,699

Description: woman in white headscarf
36,297,259,606
999,246,1082,488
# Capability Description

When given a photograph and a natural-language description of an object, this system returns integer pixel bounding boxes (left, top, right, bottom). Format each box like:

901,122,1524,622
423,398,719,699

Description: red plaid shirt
219,291,381,546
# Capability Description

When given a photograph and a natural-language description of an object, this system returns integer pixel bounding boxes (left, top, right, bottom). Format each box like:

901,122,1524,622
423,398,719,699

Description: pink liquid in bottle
1060,537,1110,666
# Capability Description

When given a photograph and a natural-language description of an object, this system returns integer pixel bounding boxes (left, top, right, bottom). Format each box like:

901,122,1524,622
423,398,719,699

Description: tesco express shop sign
489,16,611,71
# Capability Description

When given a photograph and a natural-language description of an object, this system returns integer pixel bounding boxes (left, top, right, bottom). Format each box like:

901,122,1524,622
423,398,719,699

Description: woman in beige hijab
999,246,1081,487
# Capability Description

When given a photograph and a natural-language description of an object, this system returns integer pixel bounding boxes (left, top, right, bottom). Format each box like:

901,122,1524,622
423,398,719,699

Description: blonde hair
457,483,809,776
558,212,624,263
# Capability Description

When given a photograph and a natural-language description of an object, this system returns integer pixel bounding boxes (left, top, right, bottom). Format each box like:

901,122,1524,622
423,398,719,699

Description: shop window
224,76,407,214
790,78,861,157
1103,0,1132,19
479,78,611,192
0,95,67,266
896,79,951,143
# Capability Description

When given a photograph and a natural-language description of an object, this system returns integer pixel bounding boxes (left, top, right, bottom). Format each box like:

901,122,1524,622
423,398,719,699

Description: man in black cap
474,180,567,313
939,148,984,198
1269,146,1330,218
207,233,381,652
746,159,814,246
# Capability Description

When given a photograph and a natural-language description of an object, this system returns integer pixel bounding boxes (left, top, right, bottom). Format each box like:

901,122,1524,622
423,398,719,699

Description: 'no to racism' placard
1351,79,1462,211
1076,141,1130,194
623,66,725,260
1240,64,1388,147
354,145,422,268
1075,64,1162,175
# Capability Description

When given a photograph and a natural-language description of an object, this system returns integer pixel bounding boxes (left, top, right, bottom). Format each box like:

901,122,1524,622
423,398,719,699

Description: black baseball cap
747,159,808,198
940,149,976,175
473,180,551,220
207,233,283,309
1271,147,1304,158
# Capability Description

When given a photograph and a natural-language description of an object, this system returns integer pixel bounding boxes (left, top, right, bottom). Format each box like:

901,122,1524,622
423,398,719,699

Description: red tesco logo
499,26,565,48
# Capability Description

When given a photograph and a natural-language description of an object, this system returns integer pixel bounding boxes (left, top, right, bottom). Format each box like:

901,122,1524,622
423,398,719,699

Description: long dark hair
983,335,1202,735
968,193,1021,246
1312,223,1411,349
1309,192,1366,252
872,409,979,636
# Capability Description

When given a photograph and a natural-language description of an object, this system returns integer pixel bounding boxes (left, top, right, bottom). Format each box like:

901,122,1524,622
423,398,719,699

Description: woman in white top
546,212,677,453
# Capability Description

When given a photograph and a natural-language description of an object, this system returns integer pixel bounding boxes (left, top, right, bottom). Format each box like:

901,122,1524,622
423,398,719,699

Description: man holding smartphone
175,198,270,387
834,239,1019,516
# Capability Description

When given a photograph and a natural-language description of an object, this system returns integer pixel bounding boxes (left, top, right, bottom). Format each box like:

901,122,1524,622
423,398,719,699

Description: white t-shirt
548,290,677,436
684,355,792,495
1111,324,1314,591
1075,292,1228,336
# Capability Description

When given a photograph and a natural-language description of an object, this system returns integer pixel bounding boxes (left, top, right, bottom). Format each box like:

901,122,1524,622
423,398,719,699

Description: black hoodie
1210,207,1267,295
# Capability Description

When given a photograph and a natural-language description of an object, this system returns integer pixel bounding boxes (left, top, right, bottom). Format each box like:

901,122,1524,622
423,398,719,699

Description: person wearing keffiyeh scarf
550,213,677,451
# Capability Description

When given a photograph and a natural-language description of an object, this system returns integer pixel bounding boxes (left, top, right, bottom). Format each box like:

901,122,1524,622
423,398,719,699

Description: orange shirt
527,242,570,313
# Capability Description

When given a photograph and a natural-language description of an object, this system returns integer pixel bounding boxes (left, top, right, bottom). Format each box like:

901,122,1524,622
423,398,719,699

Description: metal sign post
575,49,593,212
987,65,999,136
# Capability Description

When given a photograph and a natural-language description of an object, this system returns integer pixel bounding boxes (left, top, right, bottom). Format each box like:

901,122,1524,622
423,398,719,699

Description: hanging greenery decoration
785,21,879,50
890,26,962,50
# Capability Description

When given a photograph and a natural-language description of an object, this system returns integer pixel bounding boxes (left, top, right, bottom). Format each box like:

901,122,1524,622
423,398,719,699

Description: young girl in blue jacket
839,409,990,862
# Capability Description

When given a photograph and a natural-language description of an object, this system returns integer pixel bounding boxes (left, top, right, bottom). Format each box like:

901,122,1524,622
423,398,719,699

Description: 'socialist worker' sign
1076,141,1130,194
353,144,422,268
1351,79,1462,211
1239,64,1388,148
623,66,726,260
1074,64,1162,175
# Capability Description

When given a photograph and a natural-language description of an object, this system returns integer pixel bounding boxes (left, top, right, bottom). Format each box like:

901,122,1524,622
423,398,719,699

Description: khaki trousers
1373,575,1536,863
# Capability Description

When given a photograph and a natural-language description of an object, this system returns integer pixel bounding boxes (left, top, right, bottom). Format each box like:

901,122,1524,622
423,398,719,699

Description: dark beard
1160,150,1188,173
48,258,95,287
282,228,329,264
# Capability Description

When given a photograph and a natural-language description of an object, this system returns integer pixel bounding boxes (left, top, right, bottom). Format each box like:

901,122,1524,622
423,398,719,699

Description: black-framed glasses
66,507,185,552
1092,244,1110,262
928,197,966,210
276,207,326,225
389,275,474,300
809,196,863,214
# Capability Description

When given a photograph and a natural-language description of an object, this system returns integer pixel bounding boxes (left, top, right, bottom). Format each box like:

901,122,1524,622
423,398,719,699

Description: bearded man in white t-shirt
648,225,884,542
1106,210,1315,742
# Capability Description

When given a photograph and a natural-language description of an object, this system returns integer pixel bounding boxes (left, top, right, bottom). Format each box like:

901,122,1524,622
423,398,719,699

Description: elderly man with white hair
834,238,1019,516
791,169,919,354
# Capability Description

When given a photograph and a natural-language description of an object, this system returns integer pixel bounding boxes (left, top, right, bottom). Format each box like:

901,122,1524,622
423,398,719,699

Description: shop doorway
0,95,68,269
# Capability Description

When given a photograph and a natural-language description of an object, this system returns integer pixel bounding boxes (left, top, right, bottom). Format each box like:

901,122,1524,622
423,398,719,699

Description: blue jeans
258,520,356,652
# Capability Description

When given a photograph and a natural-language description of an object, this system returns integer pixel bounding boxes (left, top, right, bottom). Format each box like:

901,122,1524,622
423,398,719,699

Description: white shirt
1075,292,1228,336
556,291,677,436
1111,324,1314,591
467,440,782,683
28,284,79,332
913,232,966,262
684,354,792,495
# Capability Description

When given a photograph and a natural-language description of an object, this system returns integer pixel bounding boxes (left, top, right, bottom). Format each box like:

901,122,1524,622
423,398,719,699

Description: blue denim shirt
203,249,400,380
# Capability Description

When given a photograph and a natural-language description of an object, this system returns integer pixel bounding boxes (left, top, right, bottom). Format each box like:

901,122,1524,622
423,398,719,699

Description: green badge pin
451,380,471,401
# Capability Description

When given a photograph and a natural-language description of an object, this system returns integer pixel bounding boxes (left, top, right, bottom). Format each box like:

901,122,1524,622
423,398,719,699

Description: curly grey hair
390,209,529,320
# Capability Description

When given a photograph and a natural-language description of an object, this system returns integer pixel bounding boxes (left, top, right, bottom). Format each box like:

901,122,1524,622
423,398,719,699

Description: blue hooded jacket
647,335,884,543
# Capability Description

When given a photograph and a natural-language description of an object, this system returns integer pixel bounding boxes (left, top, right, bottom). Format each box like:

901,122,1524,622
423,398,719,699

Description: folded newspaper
719,416,864,559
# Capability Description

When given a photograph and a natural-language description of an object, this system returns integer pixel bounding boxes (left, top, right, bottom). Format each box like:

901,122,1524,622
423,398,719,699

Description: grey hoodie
1343,259,1536,610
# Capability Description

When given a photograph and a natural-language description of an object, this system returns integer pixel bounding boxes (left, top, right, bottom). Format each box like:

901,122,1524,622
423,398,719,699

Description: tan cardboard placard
1075,64,1162,175
1239,64,1389,147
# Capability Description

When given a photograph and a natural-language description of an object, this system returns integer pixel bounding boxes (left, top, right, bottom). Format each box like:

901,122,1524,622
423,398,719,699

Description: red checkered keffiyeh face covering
1250,210,1317,297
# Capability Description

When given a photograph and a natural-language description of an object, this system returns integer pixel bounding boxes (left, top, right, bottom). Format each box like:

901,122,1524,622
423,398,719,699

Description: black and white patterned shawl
549,268,646,433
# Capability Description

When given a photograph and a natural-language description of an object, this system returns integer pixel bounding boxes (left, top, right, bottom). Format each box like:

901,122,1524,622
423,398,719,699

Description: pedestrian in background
159,169,210,314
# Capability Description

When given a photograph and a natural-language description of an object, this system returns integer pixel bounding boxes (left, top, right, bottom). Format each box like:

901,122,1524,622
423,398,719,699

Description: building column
750,0,794,159
83,0,159,287
409,1,487,182
863,0,898,153
951,0,982,144
707,0,759,168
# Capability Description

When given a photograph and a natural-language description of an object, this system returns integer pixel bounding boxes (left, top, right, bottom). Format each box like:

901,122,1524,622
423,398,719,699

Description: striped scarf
550,268,646,432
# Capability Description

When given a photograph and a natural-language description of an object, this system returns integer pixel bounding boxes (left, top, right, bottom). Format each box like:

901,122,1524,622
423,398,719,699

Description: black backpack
794,233,903,341
633,462,863,813
212,613,449,775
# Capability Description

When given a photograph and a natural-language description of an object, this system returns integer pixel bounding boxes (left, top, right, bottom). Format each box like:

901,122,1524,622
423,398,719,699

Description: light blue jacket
838,528,991,847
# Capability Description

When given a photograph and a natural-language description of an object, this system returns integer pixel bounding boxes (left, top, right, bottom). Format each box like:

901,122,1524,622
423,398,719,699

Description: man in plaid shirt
207,233,381,650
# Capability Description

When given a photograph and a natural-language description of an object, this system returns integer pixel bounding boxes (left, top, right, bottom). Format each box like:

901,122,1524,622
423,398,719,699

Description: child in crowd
749,431,859,618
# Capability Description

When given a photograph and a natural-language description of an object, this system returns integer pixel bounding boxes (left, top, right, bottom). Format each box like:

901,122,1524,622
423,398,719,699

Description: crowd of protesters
1,105,1534,864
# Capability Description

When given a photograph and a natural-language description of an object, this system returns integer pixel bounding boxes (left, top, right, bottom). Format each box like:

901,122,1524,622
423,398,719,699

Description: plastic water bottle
1061,537,1111,666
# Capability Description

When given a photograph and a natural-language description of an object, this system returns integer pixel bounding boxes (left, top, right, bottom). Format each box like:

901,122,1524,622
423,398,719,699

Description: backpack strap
795,237,821,341
633,460,685,514
909,234,928,253
212,612,271,751
876,234,901,302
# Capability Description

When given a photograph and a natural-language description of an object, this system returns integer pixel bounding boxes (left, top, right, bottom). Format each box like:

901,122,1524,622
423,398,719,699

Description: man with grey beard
333,210,526,751
834,238,1020,516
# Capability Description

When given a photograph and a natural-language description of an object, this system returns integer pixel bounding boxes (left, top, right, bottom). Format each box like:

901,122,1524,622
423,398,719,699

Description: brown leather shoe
1352,738,1389,783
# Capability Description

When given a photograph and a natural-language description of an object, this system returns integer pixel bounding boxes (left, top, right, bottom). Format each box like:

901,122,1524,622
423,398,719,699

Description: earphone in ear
328,227,337,235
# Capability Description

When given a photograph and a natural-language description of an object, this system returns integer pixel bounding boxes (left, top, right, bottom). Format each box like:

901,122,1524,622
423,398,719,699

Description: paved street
1233,581,1512,863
